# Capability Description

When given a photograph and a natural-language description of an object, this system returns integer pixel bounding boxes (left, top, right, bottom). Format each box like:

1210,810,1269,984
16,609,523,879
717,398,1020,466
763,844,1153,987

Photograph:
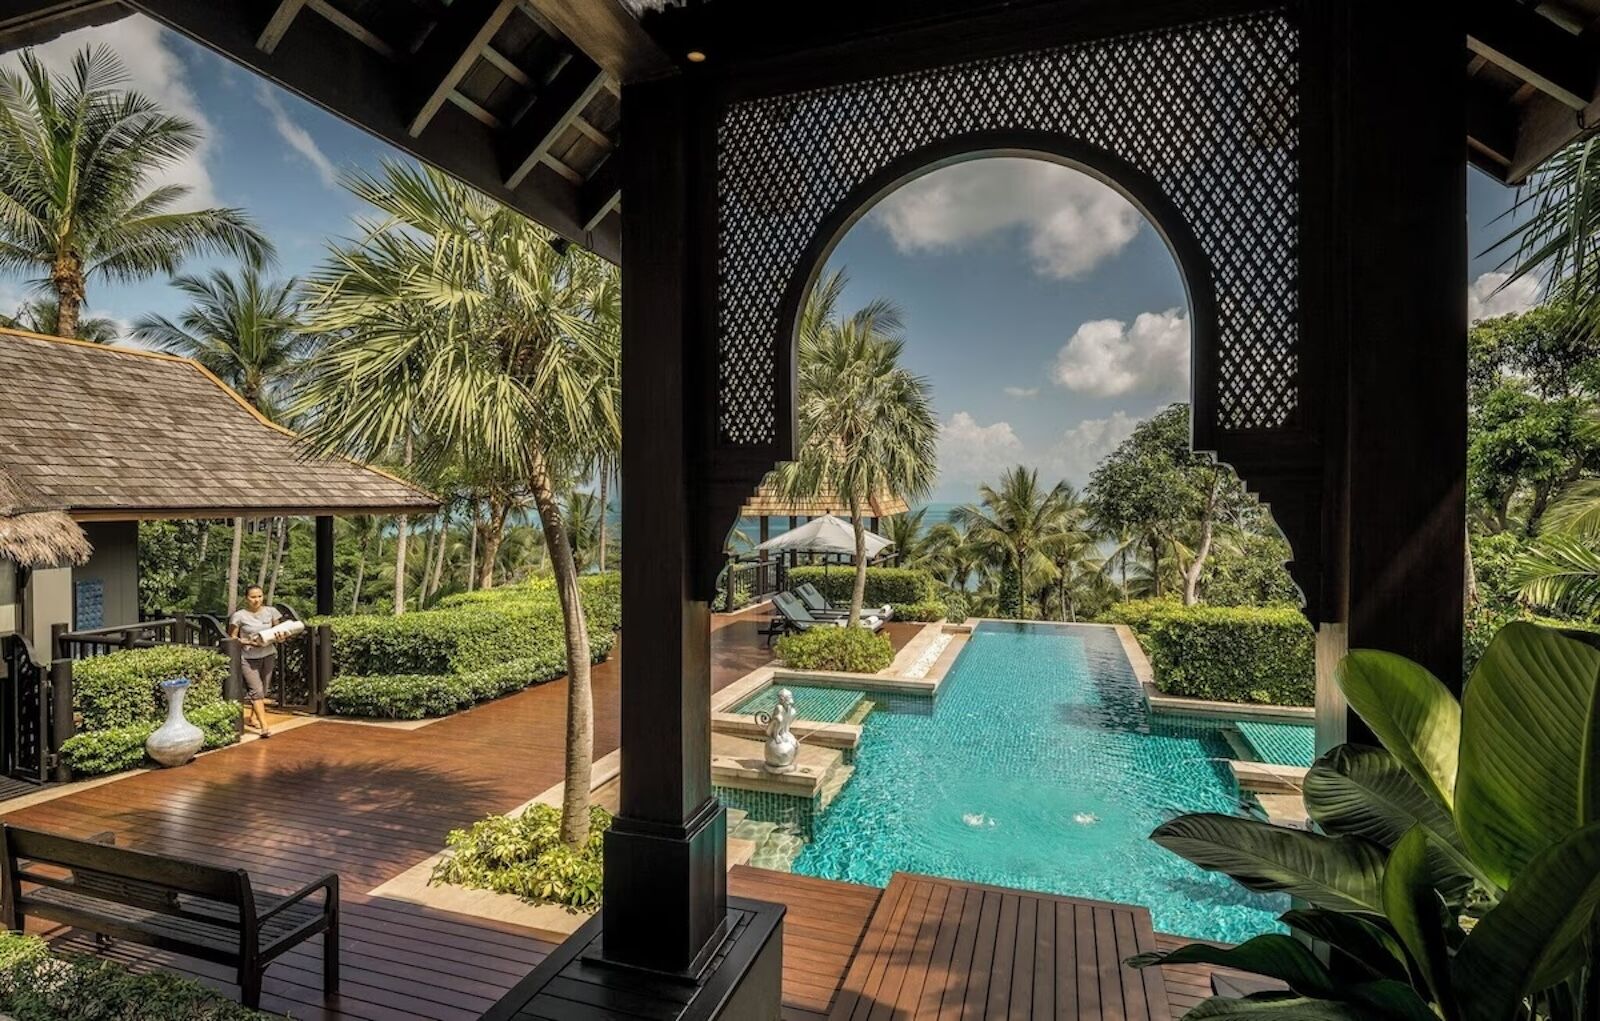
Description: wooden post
603,74,728,978
315,623,334,715
758,516,770,595
315,515,335,618
223,637,245,734
172,612,189,646
48,623,72,782
1307,7,1467,737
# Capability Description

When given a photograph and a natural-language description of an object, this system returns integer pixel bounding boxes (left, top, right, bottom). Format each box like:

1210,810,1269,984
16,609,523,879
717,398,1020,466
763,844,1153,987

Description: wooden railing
722,559,779,612
54,613,227,661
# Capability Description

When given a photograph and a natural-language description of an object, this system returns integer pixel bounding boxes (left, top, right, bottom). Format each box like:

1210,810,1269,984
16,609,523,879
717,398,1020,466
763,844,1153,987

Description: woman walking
228,584,280,737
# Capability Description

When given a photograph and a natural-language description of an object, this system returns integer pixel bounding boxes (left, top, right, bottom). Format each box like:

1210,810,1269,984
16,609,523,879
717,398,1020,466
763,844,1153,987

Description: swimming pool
787,621,1286,943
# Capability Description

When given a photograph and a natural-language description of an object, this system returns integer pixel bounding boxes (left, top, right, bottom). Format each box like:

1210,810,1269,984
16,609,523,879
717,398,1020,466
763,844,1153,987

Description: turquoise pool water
790,621,1287,943
730,683,865,724
1236,719,1316,767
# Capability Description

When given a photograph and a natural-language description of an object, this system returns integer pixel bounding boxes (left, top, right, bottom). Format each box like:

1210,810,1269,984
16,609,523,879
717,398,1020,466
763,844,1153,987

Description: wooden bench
0,824,339,1009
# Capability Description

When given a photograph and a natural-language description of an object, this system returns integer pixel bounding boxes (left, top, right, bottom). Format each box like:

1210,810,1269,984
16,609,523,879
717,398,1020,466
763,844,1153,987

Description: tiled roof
739,476,909,519
0,329,437,519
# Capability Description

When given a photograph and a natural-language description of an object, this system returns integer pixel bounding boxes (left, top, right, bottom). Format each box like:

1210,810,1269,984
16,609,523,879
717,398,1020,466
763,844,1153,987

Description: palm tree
295,161,619,847
563,489,604,573
0,47,271,338
955,467,1075,620
780,272,938,624
132,268,307,413
2,298,120,342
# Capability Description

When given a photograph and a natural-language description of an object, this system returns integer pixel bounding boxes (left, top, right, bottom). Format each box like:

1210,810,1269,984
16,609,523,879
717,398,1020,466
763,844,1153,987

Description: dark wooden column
1312,7,1467,733
603,73,728,977
315,516,335,617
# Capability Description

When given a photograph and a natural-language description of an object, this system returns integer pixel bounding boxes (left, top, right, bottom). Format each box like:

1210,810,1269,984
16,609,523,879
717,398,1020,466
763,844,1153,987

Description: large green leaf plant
1133,622,1600,1020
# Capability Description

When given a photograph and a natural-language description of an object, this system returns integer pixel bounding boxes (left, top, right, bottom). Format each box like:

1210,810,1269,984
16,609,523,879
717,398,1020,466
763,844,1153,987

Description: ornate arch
699,7,1318,608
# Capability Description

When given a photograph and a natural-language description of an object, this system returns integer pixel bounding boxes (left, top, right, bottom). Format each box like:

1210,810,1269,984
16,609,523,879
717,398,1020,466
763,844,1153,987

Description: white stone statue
756,689,798,774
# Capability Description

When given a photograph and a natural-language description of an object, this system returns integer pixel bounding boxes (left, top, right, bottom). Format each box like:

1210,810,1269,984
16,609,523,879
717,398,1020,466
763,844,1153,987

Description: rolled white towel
864,615,881,627
256,619,306,645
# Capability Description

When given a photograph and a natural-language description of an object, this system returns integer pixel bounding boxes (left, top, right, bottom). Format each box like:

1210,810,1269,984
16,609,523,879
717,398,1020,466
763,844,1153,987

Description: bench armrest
258,873,339,925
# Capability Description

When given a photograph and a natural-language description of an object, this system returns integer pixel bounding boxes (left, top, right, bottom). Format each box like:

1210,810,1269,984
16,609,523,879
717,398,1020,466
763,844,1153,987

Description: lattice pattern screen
716,11,1299,444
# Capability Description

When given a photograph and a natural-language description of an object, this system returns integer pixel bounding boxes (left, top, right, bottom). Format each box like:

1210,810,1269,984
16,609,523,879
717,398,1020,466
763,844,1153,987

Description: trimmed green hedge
775,627,894,673
0,931,270,1019
890,600,949,623
61,700,242,776
789,566,932,607
1099,600,1314,706
74,646,229,730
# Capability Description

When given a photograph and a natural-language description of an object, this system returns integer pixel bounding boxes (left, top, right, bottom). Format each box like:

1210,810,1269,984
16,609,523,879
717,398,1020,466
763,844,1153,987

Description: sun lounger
795,582,893,621
760,591,884,644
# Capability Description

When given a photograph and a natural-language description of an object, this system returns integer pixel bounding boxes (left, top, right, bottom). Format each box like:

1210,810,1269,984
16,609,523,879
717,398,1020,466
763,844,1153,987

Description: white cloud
1046,412,1139,486
1468,271,1540,323
1051,308,1189,399
9,17,220,206
871,159,1144,279
256,84,339,189
1003,385,1040,399
938,412,1023,482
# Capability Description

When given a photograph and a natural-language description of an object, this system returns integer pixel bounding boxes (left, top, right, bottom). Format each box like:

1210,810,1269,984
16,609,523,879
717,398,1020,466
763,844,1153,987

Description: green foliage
789,565,931,607
1101,600,1314,705
0,931,269,1019
1138,624,1600,1021
775,627,894,673
431,803,611,910
941,591,968,623
73,647,229,730
61,700,242,776
137,520,209,617
890,600,949,622
1200,531,1302,607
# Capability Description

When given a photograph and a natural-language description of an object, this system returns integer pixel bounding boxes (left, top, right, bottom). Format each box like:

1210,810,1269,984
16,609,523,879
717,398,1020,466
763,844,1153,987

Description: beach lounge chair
761,591,884,644
795,582,893,621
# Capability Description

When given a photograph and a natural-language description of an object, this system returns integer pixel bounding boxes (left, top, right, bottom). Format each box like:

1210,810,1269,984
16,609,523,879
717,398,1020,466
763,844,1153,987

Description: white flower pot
146,677,205,767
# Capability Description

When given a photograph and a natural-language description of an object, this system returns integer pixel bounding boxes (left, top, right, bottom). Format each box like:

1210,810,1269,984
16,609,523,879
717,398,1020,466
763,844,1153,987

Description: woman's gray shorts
241,653,276,701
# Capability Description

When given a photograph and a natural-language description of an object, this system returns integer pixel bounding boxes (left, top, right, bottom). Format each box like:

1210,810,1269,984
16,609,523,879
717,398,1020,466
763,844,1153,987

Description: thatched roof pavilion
0,467,90,570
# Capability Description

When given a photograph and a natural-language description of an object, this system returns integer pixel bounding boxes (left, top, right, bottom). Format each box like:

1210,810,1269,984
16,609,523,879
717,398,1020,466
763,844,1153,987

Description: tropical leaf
1380,828,1458,1018
1278,909,1410,984
1335,651,1460,812
1510,532,1600,618
1454,821,1600,1021
1179,995,1408,1020
1151,814,1387,915
1129,935,1337,999
1304,745,1484,894
1456,622,1600,886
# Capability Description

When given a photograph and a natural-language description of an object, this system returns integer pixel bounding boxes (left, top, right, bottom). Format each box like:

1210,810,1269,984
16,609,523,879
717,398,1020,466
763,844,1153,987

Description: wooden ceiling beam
579,149,620,232
520,0,671,83
255,0,306,54
1468,0,1598,110
1467,77,1517,170
0,0,124,49
1507,90,1600,184
502,52,605,190
408,0,518,137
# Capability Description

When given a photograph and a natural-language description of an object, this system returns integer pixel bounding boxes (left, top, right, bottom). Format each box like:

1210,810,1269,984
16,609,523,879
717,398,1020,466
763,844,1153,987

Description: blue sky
19,17,1542,502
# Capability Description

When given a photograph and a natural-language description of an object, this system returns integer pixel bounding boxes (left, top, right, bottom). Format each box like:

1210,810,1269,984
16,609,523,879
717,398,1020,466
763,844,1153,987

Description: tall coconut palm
2,298,120,342
955,467,1075,620
295,161,619,847
780,283,938,625
132,267,308,412
0,47,271,339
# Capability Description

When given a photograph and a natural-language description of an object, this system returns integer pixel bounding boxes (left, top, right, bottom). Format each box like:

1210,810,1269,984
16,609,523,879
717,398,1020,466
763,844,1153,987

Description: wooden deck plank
729,866,880,1019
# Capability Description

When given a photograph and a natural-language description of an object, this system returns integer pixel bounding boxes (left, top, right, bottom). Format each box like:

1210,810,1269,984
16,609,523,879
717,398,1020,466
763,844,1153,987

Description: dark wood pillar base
601,798,729,976
479,896,784,1021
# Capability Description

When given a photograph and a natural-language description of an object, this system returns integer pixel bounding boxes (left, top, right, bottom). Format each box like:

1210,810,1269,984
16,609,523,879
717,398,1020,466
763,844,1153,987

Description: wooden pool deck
3,610,1215,1019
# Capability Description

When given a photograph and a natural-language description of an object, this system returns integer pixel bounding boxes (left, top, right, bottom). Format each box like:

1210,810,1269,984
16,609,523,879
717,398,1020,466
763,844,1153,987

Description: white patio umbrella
756,513,894,559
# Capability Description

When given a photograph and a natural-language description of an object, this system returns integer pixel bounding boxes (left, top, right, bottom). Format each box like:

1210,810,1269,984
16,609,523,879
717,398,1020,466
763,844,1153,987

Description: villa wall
23,565,70,655
0,561,15,637
74,521,138,631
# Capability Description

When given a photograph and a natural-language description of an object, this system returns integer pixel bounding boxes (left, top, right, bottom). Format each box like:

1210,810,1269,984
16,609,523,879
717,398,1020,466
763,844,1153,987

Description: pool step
711,732,844,800
710,711,862,754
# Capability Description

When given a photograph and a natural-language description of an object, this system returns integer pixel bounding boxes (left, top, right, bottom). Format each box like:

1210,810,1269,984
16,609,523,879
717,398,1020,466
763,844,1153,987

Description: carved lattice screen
714,9,1301,448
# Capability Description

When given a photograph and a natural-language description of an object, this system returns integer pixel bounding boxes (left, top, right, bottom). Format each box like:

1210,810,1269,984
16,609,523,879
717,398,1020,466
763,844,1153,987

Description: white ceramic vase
146,677,205,767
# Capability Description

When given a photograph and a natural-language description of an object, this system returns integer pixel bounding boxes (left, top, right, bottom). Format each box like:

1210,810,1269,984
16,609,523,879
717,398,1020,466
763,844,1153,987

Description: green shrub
0,934,269,1019
942,592,969,623
325,673,470,720
1101,600,1313,705
61,700,242,777
891,600,948,623
775,626,894,673
789,566,932,607
73,647,229,731
431,803,610,910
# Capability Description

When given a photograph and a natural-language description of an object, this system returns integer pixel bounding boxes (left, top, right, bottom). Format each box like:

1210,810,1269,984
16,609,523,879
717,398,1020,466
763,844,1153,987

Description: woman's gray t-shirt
230,606,283,659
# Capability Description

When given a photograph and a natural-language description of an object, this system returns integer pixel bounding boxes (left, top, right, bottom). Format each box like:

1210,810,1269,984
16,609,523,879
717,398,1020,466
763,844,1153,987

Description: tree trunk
1182,476,1221,607
1120,549,1129,601
428,509,449,601
51,256,84,340
467,498,480,591
848,494,867,627
417,517,438,604
1149,536,1163,598
351,538,368,614
226,518,244,615
1464,521,1479,608
393,516,409,615
597,469,609,573
478,497,509,589
266,517,290,605
198,526,210,563
256,518,274,589
530,452,593,848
